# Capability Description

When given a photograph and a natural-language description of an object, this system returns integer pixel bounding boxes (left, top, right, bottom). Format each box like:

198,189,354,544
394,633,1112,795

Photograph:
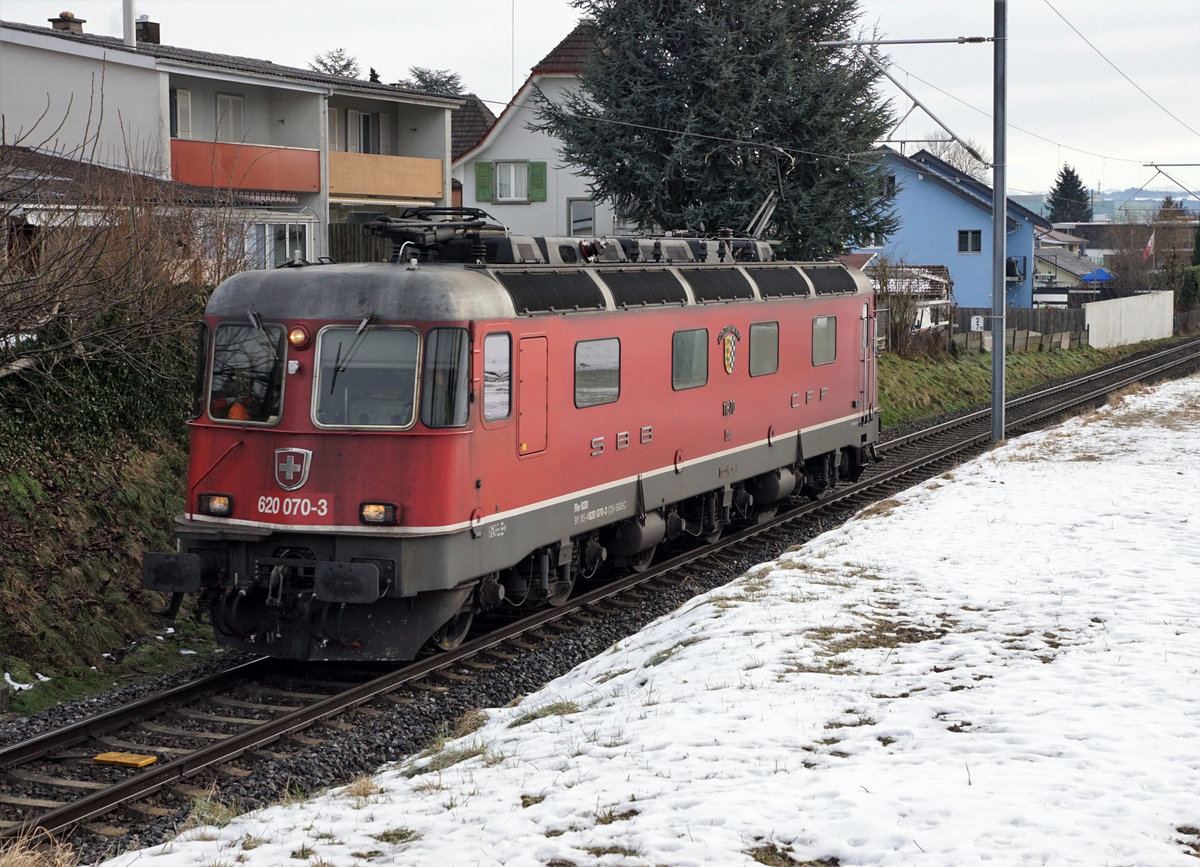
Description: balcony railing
171,140,320,193
329,152,443,201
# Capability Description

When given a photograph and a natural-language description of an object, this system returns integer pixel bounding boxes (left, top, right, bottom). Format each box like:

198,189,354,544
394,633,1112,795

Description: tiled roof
1,19,458,104
531,21,595,75
451,95,497,160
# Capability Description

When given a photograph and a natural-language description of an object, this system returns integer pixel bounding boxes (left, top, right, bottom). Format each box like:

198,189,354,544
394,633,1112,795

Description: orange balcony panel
329,151,443,200
171,140,320,193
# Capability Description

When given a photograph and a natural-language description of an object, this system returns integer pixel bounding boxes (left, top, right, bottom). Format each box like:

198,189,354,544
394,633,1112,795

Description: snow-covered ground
102,376,1200,867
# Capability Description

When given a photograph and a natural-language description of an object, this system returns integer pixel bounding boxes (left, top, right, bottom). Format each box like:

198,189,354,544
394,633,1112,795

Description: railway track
3,336,1198,853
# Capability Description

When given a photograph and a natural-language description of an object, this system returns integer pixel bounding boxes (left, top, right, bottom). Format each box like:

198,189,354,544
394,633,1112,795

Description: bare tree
922,132,990,182
1,133,249,389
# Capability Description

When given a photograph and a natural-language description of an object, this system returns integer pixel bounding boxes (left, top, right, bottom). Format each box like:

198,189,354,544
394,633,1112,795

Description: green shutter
475,161,493,202
528,161,547,202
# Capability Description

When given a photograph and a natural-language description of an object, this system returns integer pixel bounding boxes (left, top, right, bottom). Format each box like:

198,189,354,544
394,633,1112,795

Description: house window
346,110,389,155
474,161,547,203
958,229,982,254
216,93,243,143
569,199,595,236
496,162,529,202
247,222,310,269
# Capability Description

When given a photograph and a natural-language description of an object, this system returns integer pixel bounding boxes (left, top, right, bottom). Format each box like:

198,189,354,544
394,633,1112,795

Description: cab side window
483,332,512,421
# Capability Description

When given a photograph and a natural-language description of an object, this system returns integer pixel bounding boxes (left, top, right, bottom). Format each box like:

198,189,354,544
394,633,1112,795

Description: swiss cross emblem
274,448,312,491
718,325,742,375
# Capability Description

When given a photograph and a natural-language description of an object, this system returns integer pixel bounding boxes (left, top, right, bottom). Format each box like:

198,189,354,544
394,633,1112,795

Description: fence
953,307,1085,334
328,223,392,264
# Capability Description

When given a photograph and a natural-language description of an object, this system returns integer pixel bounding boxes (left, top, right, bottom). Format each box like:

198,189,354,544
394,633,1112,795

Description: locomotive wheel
428,609,474,652
628,544,657,573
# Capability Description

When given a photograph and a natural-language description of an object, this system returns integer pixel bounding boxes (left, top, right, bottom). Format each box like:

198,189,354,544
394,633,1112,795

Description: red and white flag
1143,231,1155,262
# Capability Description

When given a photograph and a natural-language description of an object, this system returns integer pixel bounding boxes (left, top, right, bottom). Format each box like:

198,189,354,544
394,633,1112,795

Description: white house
453,22,618,239
1,12,459,264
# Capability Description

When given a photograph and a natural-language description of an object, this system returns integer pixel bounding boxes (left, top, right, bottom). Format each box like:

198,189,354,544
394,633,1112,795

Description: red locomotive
144,209,880,660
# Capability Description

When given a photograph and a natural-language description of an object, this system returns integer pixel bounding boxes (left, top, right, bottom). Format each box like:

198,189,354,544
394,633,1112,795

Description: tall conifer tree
533,1,897,259
1047,164,1092,223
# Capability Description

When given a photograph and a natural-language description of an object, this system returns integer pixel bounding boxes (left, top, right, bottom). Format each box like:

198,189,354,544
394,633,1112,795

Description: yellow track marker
93,751,158,768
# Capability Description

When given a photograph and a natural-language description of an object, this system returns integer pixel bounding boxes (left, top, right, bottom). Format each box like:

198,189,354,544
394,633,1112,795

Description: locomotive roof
205,260,869,322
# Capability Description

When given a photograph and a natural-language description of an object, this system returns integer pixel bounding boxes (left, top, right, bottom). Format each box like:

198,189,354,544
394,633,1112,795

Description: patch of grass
643,636,706,668
580,845,639,857
371,828,420,845
451,709,489,738
0,835,77,867
595,668,632,684
404,744,488,777
594,806,638,825
521,793,546,808
747,841,839,866
182,786,239,830
509,700,580,728
342,774,384,800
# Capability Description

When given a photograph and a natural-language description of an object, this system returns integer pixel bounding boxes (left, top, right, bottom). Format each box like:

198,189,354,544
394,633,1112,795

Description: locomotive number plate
255,494,333,522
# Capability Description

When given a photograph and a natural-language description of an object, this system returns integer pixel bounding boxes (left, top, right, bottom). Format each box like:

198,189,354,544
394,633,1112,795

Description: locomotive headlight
198,494,233,517
287,325,311,350
359,502,399,525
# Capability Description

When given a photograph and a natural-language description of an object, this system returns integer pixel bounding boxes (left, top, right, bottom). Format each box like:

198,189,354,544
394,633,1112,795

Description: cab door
518,336,548,456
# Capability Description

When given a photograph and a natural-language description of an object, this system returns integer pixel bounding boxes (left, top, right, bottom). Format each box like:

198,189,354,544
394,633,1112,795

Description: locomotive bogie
144,241,880,661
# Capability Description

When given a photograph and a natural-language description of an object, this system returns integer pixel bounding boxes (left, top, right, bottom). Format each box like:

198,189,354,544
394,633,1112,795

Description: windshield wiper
246,309,278,362
328,313,376,393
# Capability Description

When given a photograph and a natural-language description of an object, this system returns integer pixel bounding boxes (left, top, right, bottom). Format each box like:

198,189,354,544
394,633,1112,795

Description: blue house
858,148,1051,308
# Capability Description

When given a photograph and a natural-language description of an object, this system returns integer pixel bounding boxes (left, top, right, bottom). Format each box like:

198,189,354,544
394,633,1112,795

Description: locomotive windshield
208,322,285,423
315,327,418,427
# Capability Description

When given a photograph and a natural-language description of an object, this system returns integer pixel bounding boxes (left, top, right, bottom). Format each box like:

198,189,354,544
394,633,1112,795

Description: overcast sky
4,0,1198,198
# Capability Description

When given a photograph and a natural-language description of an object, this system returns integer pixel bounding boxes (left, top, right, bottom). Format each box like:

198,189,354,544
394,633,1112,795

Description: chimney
48,11,86,34
136,15,161,44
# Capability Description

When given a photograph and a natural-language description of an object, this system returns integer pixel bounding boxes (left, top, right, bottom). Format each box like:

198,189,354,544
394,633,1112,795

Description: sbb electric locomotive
143,209,880,660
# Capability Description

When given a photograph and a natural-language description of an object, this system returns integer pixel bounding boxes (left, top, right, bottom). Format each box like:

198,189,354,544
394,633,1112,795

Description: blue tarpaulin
1082,267,1114,283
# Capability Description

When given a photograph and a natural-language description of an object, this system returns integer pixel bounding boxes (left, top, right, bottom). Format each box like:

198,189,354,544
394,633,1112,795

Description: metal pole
991,0,1007,442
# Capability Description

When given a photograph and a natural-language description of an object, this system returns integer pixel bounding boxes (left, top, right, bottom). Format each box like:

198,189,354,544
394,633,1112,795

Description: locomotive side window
575,338,621,407
315,327,418,427
421,327,470,428
208,322,285,423
749,321,779,377
483,333,512,422
190,323,210,419
813,316,837,366
672,329,708,390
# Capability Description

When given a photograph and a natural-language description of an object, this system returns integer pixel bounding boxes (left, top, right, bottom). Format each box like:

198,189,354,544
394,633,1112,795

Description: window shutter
378,113,390,156
346,109,361,153
217,94,243,143
327,107,340,152
475,161,493,202
528,161,547,202
176,89,192,139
